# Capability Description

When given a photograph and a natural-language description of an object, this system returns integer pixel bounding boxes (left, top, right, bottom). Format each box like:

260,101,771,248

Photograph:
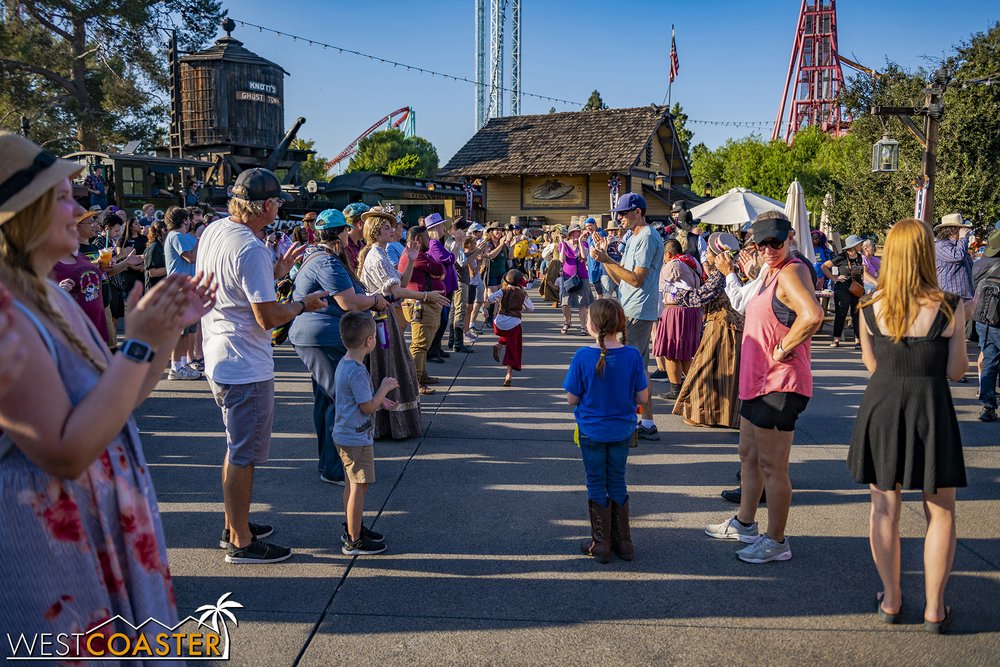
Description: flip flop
923,606,952,634
876,591,901,624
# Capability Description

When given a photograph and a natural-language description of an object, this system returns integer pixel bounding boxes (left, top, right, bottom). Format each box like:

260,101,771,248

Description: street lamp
871,135,899,173
426,182,436,193
704,181,713,197
654,172,666,191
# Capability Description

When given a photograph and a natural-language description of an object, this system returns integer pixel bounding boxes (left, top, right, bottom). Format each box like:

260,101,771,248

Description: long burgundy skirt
494,322,523,371
653,306,703,361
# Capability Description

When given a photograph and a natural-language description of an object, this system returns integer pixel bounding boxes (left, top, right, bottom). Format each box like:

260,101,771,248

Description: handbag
848,280,864,298
563,274,581,293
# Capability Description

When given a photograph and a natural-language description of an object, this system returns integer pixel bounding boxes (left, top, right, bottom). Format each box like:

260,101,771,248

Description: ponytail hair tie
599,350,606,358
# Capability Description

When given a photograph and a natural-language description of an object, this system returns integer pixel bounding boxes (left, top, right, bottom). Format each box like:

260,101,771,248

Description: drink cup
98,248,113,270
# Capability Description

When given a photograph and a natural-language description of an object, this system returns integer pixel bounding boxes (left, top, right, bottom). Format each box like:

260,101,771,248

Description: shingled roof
441,106,685,177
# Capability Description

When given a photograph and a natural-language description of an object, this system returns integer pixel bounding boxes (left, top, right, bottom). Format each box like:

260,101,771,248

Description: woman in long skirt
672,237,744,428
359,207,449,438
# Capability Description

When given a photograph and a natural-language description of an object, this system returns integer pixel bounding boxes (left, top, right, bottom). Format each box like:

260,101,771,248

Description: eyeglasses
758,238,786,250
0,151,57,206
270,198,284,209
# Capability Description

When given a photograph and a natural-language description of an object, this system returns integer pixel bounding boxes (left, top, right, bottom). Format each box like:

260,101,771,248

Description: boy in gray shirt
334,311,398,555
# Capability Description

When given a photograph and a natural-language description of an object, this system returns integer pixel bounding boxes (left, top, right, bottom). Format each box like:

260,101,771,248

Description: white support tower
488,0,505,120
475,0,487,129
510,0,521,116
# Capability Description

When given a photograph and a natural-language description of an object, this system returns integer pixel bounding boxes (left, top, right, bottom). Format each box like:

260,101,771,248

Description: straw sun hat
0,132,82,226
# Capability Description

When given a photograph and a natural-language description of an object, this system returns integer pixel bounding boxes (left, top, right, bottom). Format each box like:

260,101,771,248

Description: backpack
271,249,324,347
973,262,1000,327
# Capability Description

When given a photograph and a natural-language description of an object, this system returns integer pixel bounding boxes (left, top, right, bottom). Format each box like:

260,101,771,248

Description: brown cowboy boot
580,499,612,563
610,497,634,561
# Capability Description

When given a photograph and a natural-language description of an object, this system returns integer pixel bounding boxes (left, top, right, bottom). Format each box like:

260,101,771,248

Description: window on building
121,166,145,196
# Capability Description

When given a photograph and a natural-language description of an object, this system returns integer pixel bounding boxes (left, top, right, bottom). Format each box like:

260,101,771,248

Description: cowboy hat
567,223,584,234
423,212,448,229
0,133,82,225
933,212,972,232
76,210,99,224
486,221,503,231
360,208,398,226
606,220,622,230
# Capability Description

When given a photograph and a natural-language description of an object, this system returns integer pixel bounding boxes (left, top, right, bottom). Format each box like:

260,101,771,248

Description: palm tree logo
195,592,243,659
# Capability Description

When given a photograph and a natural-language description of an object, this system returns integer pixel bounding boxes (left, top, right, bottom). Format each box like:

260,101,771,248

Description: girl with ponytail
485,269,533,386
563,298,648,563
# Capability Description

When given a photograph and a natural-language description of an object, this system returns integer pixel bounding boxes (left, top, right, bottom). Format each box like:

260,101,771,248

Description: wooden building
440,105,704,228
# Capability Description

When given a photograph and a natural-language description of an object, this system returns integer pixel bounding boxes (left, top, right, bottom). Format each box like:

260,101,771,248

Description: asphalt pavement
139,303,1000,666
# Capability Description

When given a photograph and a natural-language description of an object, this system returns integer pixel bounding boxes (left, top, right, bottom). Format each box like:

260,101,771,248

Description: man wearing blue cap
590,192,664,440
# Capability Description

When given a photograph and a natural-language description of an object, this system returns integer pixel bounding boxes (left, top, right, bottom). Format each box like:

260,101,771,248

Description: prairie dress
494,322,524,371
367,308,422,439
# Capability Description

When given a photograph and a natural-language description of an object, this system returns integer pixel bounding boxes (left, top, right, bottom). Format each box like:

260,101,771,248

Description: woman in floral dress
0,133,214,656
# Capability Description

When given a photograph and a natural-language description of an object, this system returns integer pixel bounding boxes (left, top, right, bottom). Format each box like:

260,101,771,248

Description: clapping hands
125,273,218,349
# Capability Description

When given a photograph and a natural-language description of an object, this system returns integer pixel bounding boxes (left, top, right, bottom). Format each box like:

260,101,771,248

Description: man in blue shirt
590,193,664,440
164,205,200,379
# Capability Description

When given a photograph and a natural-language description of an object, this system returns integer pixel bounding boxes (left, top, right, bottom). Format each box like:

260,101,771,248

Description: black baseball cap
231,168,293,202
752,211,792,244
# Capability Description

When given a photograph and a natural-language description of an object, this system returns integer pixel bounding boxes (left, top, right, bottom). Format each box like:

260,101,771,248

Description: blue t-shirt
386,241,405,269
165,230,197,277
288,252,366,350
563,346,648,442
619,226,663,321
333,358,374,447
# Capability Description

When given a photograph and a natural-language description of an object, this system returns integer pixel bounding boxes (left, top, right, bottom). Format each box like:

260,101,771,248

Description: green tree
669,102,694,160
290,138,330,182
582,90,607,111
347,129,439,178
0,0,224,153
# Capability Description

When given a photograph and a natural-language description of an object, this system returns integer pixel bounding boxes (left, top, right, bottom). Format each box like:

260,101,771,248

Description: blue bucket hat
315,209,350,231
342,202,370,220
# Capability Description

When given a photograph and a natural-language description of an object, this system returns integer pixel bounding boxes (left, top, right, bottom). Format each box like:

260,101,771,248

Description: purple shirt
935,238,974,299
427,238,458,293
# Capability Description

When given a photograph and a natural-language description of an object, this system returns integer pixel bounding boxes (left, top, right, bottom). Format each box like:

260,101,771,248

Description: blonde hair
226,198,269,222
358,216,393,272
861,218,952,343
0,190,108,371
587,299,628,377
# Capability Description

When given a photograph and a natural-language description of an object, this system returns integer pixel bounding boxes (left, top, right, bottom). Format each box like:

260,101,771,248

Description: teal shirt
619,225,664,321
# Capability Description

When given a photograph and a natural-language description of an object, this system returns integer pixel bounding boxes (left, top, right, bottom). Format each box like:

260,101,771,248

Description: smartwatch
120,339,155,363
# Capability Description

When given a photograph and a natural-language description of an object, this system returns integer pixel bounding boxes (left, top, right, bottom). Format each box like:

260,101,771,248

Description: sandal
923,606,952,634
829,339,840,348
418,385,436,396
876,592,901,624
578,328,589,336
560,324,571,335
502,377,512,387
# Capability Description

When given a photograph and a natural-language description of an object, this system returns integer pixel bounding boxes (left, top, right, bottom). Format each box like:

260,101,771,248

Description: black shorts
740,392,809,432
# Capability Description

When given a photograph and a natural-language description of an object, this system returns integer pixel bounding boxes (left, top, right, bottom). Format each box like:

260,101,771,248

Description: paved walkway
140,305,1000,665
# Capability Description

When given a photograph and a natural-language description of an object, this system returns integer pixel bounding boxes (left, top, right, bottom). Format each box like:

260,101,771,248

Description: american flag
669,26,679,83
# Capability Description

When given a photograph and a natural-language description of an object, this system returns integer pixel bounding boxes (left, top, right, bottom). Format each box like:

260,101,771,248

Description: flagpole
666,25,675,108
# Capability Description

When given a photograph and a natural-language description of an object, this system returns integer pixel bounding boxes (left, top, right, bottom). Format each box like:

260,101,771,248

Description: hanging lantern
654,172,666,191
871,135,899,173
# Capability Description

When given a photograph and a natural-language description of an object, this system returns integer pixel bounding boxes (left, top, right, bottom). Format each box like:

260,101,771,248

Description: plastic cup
98,248,112,269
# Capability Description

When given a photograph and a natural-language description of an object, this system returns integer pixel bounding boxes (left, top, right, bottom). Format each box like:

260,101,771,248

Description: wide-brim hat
933,212,972,232
567,223,583,234
76,210,99,224
423,212,447,229
360,209,398,226
606,220,622,230
486,221,503,231
842,234,864,250
469,222,485,233
0,132,83,225
708,231,739,255
985,230,1000,258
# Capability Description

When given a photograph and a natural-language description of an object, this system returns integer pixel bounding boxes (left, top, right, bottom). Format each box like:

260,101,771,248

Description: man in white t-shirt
198,168,328,565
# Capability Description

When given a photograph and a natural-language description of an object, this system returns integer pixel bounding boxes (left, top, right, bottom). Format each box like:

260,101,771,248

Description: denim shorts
209,379,275,467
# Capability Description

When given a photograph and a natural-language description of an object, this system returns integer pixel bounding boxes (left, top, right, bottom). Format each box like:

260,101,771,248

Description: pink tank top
738,258,812,400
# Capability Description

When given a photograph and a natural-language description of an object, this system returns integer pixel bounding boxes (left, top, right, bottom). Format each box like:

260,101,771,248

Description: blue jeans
977,323,1000,409
294,345,346,482
578,434,630,506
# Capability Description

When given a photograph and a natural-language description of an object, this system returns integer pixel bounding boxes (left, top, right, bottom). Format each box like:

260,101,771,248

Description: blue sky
222,0,996,169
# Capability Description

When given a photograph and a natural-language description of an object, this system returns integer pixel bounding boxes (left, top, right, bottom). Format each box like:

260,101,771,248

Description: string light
233,19,786,128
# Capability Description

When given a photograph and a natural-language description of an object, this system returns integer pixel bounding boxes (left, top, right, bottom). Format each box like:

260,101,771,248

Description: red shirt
398,251,446,293
51,253,109,344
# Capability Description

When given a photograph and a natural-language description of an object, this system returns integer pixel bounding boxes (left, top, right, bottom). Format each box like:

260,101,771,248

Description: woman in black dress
848,218,968,633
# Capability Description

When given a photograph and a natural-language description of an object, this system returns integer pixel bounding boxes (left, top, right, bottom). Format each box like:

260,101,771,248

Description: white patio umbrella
689,187,785,229
785,179,815,263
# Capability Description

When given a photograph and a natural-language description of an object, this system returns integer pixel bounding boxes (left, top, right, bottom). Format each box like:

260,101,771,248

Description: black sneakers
225,540,292,564
636,424,660,441
342,534,387,556
341,522,384,544
978,406,998,422
219,522,273,549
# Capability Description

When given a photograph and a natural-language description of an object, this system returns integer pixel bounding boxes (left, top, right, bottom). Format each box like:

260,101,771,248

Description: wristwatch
296,299,307,315
120,339,155,363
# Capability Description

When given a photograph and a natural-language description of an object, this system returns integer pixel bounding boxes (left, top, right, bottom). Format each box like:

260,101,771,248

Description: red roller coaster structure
324,107,415,173
772,0,850,143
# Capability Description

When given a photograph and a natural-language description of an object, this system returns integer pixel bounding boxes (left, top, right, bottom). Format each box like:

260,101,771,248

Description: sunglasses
758,238,786,250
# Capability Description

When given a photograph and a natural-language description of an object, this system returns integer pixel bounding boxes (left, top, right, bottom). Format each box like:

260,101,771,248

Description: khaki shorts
336,444,375,484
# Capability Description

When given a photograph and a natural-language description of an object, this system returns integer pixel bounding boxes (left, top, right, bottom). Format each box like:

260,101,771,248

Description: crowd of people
0,129,986,642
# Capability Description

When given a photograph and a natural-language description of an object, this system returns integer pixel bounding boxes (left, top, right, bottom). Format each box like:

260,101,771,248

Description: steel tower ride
772,0,850,143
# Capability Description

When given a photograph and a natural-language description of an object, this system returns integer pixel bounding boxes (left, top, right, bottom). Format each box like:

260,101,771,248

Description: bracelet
371,295,378,309
422,291,428,302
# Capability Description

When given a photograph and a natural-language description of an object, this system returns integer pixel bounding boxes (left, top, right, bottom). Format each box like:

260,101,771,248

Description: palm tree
195,593,244,659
